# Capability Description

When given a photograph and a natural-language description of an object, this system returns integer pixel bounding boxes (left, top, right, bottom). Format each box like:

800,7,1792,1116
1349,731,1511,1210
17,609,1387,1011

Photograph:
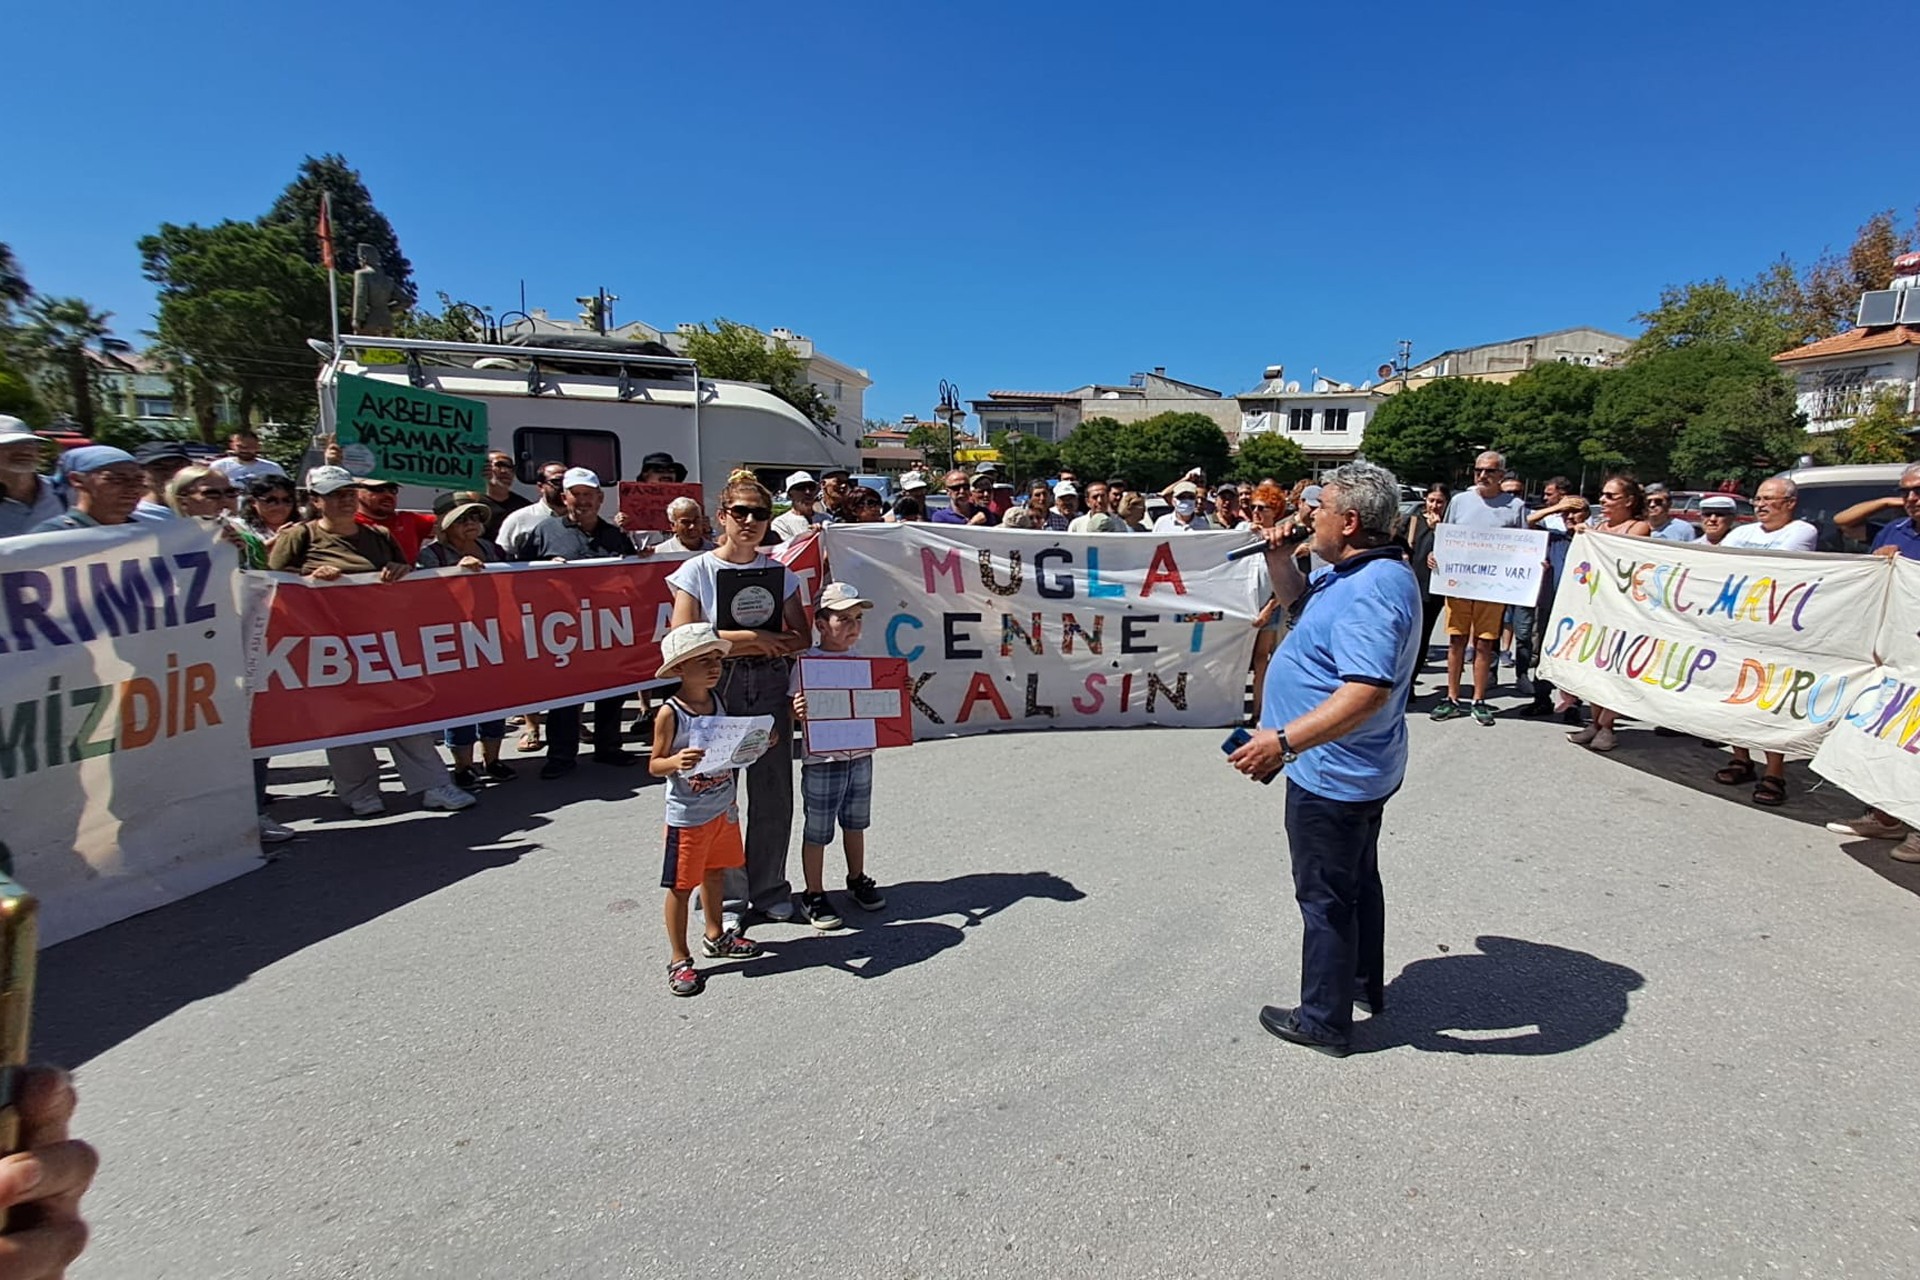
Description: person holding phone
666,470,810,928
1228,461,1422,1059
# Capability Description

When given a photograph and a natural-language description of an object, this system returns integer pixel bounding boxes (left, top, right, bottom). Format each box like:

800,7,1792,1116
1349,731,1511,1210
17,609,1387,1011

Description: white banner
1433,524,1549,607
0,520,260,944
1811,556,1920,825
1537,531,1887,758
821,524,1265,736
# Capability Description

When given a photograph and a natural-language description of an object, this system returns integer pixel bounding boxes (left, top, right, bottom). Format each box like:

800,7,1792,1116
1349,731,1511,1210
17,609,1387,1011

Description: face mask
1174,499,1197,517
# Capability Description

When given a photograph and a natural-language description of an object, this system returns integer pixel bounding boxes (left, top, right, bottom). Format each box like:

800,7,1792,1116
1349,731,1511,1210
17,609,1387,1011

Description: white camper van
314,333,860,512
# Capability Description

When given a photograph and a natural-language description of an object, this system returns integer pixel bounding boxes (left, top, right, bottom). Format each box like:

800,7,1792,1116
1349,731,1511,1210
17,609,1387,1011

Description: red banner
769,530,823,630
250,560,680,752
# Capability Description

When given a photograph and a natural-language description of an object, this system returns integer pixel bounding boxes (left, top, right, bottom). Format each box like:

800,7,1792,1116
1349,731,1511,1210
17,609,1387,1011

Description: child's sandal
667,959,703,997
700,928,761,960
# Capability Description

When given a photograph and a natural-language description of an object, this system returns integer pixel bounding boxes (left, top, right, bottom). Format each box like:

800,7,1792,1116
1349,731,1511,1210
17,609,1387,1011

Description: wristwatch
1276,728,1300,766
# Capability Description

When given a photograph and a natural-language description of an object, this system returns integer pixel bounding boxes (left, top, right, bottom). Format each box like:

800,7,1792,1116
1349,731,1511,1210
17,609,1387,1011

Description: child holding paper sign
789,583,888,930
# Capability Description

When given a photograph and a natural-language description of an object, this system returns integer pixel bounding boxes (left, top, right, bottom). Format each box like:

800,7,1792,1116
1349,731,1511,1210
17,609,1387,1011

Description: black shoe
452,765,481,789
1355,986,1386,1016
1652,726,1681,738
799,892,842,931
538,758,577,780
593,749,639,767
1517,700,1552,718
483,762,518,783
1258,1005,1350,1057
846,874,886,911
1560,706,1586,727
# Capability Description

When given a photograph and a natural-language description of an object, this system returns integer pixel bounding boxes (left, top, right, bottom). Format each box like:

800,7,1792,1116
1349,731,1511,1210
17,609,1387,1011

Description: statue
350,244,402,336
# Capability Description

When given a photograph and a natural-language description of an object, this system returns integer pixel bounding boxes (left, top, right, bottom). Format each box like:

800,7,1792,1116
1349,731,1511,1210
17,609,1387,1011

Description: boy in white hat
649,622,762,996
787,583,888,929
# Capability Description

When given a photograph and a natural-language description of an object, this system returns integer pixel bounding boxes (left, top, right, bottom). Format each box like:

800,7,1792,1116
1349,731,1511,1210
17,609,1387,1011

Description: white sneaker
761,899,795,923
348,795,386,818
258,815,295,844
1825,812,1908,839
1892,833,1920,864
721,911,742,934
422,784,477,812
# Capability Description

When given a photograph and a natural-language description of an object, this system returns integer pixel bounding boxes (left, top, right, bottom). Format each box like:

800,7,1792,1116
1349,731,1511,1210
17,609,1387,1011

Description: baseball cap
0,416,38,448
784,470,817,493
656,621,732,678
819,464,851,481
1170,480,1200,499
134,440,191,466
562,467,602,490
900,471,929,492
60,445,139,475
1699,495,1738,513
1300,484,1324,508
1054,482,1079,499
817,582,874,612
305,465,361,495
1214,483,1238,498
974,461,998,474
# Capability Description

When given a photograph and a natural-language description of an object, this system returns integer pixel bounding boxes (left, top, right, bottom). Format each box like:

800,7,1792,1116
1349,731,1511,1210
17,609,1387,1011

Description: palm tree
22,297,130,433
0,242,30,318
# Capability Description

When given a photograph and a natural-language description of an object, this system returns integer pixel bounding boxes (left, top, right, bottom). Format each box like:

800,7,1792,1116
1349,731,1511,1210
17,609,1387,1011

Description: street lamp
938,379,961,474
1005,430,1023,489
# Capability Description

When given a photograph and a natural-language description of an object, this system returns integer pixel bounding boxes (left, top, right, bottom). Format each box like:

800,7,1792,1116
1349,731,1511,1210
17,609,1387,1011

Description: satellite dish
1285,381,1300,393
1377,363,1395,380
1361,380,1372,390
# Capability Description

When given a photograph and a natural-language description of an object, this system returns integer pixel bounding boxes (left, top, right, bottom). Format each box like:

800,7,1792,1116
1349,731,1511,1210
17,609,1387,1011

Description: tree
1361,378,1507,485
1229,433,1310,484
262,153,415,306
902,422,951,473
1493,362,1603,481
19,297,131,432
988,428,1060,489
1591,344,1792,481
679,318,836,424
1103,411,1231,489
140,220,330,437
394,293,488,343
1818,388,1917,465
1668,372,1807,487
0,242,30,323
1058,415,1125,482
1627,276,1803,361
0,367,46,426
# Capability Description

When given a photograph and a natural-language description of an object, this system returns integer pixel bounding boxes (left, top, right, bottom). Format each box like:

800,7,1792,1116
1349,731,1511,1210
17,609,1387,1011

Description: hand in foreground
0,1067,97,1279
458,556,486,573
377,563,410,583
792,693,807,720
1228,729,1283,780
1874,544,1902,559
669,747,705,773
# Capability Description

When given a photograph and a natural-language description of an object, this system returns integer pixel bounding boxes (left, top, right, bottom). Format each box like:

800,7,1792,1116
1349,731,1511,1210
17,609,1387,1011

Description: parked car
1774,462,1910,552
1667,490,1756,527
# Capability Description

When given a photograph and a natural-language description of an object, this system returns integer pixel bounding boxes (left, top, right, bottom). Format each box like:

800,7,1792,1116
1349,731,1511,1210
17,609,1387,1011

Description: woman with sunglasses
242,476,300,543
1566,476,1652,754
167,464,269,569
666,470,811,927
1247,481,1291,721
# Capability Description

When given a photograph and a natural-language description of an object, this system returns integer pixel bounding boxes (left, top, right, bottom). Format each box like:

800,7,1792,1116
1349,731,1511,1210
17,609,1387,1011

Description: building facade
969,369,1234,444
1381,327,1632,394
1236,366,1382,475
1770,278,1920,433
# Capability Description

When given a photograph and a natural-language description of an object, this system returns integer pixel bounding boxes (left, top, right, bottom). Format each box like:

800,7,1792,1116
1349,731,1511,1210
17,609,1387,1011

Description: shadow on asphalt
1358,935,1645,1056
725,871,1086,982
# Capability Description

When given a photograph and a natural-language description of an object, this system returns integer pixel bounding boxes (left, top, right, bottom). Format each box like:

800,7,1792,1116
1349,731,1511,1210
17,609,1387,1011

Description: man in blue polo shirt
1230,460,1422,1058
1826,463,1920,862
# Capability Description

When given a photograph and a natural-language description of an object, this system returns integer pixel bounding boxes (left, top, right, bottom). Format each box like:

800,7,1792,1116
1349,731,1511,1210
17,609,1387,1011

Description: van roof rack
335,334,696,376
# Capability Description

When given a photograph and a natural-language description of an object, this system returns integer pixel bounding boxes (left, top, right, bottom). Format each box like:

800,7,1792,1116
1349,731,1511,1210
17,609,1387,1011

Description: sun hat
656,621,733,678
562,466,602,490
640,451,687,481
784,470,817,493
817,582,874,612
0,416,38,448
436,493,493,530
900,471,929,492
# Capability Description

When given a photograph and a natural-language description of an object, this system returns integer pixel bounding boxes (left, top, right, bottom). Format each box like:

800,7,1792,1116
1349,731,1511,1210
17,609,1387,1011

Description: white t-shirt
771,507,824,542
665,550,801,625
1069,513,1129,533
210,456,289,487
1151,513,1213,534
498,502,562,557
1721,519,1818,552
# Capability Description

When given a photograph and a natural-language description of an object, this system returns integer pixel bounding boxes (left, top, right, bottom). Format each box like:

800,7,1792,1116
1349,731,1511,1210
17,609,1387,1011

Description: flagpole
321,191,340,348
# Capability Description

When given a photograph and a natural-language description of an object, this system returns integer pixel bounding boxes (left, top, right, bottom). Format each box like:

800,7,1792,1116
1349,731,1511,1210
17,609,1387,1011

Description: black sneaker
846,875,886,911
1429,699,1466,722
483,762,518,783
451,765,481,789
800,892,843,931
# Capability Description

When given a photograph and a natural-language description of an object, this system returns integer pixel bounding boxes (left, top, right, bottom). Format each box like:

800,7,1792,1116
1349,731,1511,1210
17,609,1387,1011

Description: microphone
1226,541,1270,561
1227,527,1309,561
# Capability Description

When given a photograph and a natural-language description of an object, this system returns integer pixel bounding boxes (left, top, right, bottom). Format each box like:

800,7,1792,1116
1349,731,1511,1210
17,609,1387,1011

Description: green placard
334,372,490,488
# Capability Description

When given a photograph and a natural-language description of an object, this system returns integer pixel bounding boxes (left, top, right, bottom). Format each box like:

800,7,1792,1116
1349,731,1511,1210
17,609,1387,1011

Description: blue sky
5,0,1912,423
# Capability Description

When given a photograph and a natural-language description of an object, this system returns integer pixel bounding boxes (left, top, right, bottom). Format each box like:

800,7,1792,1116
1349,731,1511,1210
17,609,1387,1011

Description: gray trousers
327,733,452,807
716,657,796,914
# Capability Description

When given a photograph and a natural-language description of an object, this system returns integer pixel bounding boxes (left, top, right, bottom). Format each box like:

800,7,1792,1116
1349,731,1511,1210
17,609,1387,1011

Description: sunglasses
192,487,239,499
726,505,772,522
1900,486,1920,495
255,494,293,503
489,460,516,470
1473,467,1502,475
362,485,400,494
1602,491,1627,500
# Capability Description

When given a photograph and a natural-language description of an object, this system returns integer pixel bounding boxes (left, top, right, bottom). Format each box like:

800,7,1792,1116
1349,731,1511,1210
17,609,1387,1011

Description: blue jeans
1283,779,1388,1045
445,720,507,749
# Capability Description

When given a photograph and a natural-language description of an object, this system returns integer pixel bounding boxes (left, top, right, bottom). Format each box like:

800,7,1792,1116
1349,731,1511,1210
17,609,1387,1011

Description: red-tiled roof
1772,326,1920,363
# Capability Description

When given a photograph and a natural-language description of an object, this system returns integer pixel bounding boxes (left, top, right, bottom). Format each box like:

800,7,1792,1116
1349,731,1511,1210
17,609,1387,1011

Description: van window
1792,481,1896,553
513,428,620,485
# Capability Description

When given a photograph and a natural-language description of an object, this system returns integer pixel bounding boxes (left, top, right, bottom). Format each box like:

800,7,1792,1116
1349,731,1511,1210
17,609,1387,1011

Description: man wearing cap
1644,484,1699,543
1045,483,1079,532
1431,450,1526,727
500,460,568,556
1068,480,1127,534
0,418,65,537
132,441,192,521
208,429,289,489
1152,479,1213,533
1696,494,1739,545
353,476,438,562
818,465,855,524
515,468,640,778
1212,484,1246,530
933,469,994,526
33,446,146,532
889,471,930,522
771,471,826,541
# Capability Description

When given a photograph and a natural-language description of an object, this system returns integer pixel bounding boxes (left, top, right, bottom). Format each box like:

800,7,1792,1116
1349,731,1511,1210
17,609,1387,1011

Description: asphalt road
40,675,1920,1279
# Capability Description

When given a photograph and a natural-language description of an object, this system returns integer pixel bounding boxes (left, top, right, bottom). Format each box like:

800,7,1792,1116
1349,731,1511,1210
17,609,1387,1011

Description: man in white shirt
771,471,825,541
1720,478,1817,552
208,430,289,488
498,460,568,555
1068,480,1127,533
1151,480,1213,533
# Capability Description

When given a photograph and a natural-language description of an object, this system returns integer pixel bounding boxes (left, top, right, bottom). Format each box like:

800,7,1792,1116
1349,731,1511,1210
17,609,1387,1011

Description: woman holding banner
1248,481,1289,722
667,470,811,927
1566,477,1652,754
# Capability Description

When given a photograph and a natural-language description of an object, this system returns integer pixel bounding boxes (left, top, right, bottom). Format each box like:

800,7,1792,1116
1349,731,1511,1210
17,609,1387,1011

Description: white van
314,333,860,511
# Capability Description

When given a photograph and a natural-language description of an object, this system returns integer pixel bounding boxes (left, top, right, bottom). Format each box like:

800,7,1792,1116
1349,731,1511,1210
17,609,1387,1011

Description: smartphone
0,874,37,1157
1221,727,1281,785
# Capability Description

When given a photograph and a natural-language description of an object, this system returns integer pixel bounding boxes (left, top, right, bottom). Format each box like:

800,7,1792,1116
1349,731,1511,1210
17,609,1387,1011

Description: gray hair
666,496,701,519
1321,461,1403,542
1475,449,1506,469
1644,482,1670,497
1758,476,1799,499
